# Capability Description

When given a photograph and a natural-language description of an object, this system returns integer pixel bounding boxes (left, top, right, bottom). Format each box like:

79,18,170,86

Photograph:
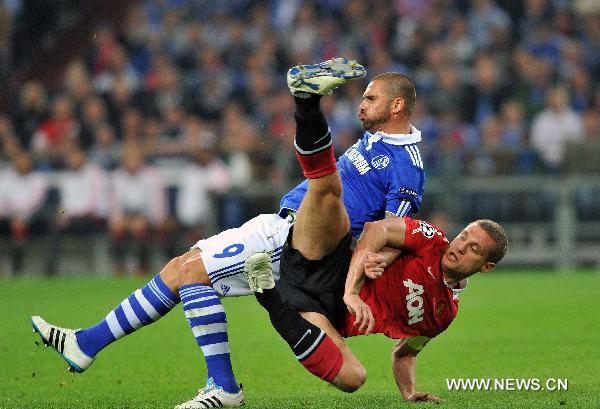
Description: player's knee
336,363,367,393
178,254,210,286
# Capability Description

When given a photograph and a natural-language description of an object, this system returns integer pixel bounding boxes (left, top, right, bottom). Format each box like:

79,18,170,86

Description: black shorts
276,227,353,329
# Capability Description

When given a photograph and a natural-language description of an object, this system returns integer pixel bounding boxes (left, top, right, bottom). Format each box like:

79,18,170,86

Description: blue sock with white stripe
180,283,239,393
75,274,179,357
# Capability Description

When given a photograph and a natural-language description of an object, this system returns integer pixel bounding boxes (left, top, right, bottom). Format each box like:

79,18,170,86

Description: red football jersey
340,217,467,340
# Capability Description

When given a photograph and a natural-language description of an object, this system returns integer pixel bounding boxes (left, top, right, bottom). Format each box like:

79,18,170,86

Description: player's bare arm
349,217,409,279
362,213,403,278
342,261,374,334
343,218,408,333
392,338,440,403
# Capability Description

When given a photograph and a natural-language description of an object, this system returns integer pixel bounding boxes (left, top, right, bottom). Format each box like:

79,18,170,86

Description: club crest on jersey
435,301,446,317
412,221,438,239
371,155,390,169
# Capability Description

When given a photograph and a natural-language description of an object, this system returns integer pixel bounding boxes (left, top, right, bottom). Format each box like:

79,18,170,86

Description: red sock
295,145,337,179
298,335,344,382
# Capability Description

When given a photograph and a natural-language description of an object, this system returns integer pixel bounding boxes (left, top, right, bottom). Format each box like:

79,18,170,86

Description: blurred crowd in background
0,0,599,275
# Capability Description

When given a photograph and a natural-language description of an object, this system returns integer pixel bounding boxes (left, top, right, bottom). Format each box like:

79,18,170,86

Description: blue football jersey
280,126,425,237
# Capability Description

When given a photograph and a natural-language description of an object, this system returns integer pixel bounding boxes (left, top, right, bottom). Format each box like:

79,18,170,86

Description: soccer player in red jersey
246,93,508,401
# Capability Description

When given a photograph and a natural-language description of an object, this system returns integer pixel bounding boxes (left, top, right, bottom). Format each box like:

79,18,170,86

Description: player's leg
287,58,364,259
291,93,349,259
244,58,367,390
246,253,366,393
300,311,366,392
31,250,196,372
176,251,242,395
173,214,292,408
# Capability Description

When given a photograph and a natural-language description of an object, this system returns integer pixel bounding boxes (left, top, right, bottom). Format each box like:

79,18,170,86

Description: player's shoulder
403,217,448,243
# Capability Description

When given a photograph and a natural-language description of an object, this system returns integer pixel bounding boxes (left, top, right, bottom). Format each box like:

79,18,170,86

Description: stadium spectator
64,60,96,114
568,64,595,112
175,145,231,242
89,123,122,171
498,99,526,147
468,0,512,49
185,47,234,119
31,95,80,169
0,151,49,274
146,104,189,165
428,66,467,119
463,53,510,125
78,96,110,151
47,145,108,274
530,86,583,171
0,114,21,162
564,109,600,174
108,146,167,276
468,115,514,176
443,13,476,68
119,107,144,144
12,81,49,150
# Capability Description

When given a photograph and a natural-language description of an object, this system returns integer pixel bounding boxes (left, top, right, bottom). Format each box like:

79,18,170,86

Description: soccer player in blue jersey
31,58,426,408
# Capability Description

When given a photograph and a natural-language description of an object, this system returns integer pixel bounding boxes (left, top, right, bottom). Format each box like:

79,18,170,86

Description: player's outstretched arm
356,218,408,257
362,247,402,279
350,218,408,278
392,339,440,403
344,218,409,333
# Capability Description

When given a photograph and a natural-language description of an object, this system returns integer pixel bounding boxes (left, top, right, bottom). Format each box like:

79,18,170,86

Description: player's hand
363,252,386,279
405,391,441,403
343,293,375,334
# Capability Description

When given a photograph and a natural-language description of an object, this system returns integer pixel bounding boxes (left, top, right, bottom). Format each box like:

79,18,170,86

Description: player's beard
361,109,392,132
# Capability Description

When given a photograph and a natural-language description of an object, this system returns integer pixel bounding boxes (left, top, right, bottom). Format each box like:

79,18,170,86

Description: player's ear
391,97,404,114
479,261,495,274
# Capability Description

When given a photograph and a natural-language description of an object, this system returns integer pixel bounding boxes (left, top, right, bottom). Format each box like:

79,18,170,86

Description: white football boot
31,315,94,373
244,252,275,293
175,378,245,408
287,57,366,96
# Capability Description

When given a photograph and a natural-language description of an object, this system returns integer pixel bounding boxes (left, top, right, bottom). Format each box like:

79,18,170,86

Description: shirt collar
444,278,468,300
368,125,422,146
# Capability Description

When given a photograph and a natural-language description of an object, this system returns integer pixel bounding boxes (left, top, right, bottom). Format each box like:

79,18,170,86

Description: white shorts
192,213,294,297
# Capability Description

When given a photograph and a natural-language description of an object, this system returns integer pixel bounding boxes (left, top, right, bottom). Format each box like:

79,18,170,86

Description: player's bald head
371,72,416,117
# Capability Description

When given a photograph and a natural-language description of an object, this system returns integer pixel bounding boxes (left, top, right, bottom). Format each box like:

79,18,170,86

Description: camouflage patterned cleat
287,57,366,96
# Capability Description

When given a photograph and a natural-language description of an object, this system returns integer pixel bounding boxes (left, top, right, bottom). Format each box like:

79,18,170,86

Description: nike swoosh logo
313,131,330,145
294,329,312,348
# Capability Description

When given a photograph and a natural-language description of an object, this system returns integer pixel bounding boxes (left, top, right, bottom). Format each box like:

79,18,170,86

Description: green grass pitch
1,270,599,408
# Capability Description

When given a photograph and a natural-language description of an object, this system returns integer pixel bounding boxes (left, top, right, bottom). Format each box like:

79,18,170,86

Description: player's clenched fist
363,252,386,279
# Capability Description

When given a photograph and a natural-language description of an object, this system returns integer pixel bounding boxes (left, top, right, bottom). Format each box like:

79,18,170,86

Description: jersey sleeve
384,157,424,217
402,217,446,255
